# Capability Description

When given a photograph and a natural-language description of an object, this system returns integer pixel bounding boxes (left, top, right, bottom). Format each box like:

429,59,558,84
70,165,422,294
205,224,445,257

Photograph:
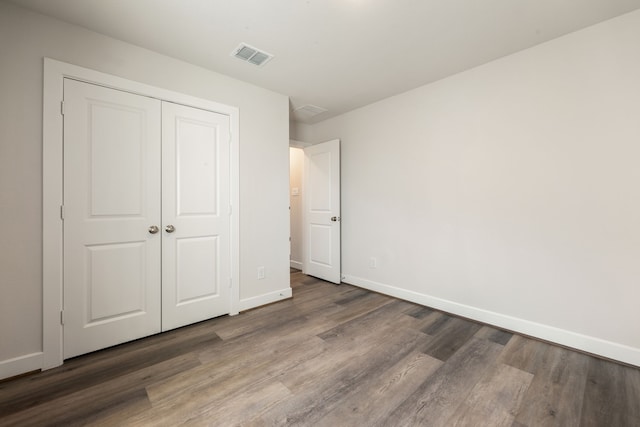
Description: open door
303,139,341,284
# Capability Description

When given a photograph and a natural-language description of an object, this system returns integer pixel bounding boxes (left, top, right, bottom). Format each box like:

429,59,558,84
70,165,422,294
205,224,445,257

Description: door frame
43,58,240,370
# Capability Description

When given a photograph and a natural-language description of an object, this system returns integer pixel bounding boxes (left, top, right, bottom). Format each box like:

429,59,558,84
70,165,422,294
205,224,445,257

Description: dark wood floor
1,270,639,426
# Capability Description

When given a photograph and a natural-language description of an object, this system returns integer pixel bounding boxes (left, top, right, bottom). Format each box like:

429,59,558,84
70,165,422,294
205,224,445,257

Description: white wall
0,2,290,377
290,122,313,143
289,147,304,269
304,10,640,366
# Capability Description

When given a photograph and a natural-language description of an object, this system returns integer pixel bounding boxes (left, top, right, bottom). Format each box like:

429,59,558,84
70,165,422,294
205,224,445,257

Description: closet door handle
165,225,175,233
148,225,159,234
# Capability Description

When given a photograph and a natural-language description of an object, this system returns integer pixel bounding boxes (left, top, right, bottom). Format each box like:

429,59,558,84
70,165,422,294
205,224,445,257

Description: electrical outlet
369,257,377,268
258,266,265,279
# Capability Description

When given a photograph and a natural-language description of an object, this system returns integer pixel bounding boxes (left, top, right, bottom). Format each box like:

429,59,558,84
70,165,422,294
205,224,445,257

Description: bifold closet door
161,102,231,331
63,79,162,359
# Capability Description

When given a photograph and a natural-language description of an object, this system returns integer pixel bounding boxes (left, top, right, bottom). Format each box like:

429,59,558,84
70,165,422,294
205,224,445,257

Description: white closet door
161,102,231,331
63,79,162,358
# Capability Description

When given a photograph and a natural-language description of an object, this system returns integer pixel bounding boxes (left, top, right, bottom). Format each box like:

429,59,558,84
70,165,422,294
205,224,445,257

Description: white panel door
161,102,231,331
304,139,341,283
63,79,162,358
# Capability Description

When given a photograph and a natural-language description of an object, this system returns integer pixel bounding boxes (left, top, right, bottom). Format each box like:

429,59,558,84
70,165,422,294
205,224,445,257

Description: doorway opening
289,140,309,271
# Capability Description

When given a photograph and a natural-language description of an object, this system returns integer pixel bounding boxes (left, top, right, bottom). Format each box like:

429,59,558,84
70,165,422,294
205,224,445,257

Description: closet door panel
162,102,231,331
176,118,218,215
63,79,162,359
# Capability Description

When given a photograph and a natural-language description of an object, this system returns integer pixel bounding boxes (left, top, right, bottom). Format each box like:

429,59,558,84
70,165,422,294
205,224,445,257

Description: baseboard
239,287,293,312
0,352,43,381
290,260,303,270
342,274,640,367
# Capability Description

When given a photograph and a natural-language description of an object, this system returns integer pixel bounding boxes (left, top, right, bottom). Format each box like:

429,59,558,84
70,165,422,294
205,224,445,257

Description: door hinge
60,310,64,325
60,205,65,220
60,101,65,115
229,278,233,289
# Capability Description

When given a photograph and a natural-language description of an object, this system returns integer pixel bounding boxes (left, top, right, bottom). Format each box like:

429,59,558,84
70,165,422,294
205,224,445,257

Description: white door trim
42,58,240,370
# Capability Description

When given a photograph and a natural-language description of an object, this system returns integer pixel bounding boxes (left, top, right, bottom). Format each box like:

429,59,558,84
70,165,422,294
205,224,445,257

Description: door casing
43,58,240,370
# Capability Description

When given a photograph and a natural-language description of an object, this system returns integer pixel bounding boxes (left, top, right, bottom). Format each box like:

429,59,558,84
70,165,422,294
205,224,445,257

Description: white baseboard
342,274,640,367
290,260,303,270
239,287,293,312
0,352,43,381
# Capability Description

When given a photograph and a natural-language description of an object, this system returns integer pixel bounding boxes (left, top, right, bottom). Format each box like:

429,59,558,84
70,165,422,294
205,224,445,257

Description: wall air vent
231,43,274,67
293,104,328,117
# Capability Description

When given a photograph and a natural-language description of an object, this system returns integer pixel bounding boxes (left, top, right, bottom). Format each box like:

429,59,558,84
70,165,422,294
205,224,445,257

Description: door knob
331,216,341,222
165,224,175,233
148,225,159,234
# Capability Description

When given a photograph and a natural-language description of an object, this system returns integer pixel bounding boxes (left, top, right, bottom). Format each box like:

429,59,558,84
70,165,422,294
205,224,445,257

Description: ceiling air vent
231,43,274,67
293,104,328,117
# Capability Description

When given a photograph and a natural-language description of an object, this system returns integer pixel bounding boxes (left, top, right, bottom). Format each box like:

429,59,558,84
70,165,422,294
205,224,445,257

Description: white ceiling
7,0,640,123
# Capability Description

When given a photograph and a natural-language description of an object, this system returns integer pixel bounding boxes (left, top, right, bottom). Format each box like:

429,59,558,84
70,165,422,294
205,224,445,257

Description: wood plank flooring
1,270,639,426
